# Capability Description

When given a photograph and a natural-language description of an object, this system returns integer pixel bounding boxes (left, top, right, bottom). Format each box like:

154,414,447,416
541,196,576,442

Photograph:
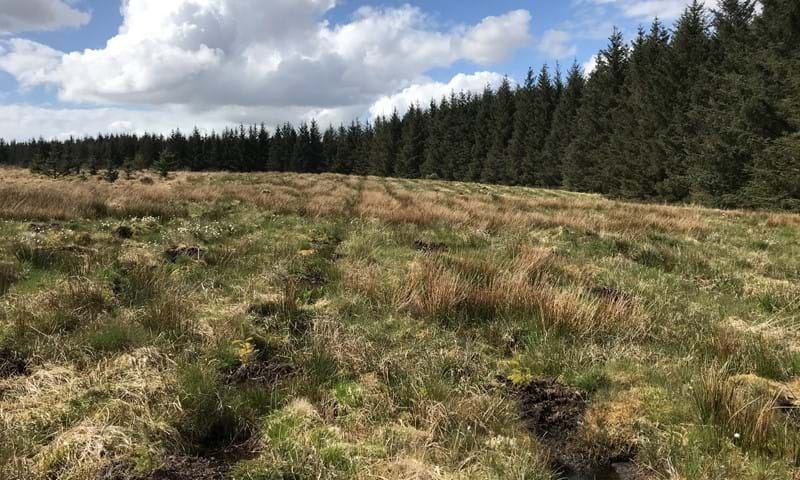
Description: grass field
1,167,800,480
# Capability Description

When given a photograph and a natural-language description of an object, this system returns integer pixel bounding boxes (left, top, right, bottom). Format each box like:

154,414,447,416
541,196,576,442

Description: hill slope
1,168,800,479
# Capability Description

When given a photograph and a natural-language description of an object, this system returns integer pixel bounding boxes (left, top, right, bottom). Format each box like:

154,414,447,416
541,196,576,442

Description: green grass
1,169,800,479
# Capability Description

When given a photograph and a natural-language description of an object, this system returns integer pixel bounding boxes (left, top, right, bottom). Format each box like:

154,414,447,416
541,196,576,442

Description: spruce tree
482,78,515,184
612,20,674,200
507,69,536,185
397,105,426,178
563,29,629,193
468,87,495,182
526,65,558,187
541,62,584,189
154,148,177,179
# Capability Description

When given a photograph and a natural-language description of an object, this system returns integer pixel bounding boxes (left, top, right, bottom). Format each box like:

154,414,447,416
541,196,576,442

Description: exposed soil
247,300,282,318
114,225,134,239
0,348,29,379
511,378,643,479
165,245,204,263
414,240,449,253
225,357,294,385
517,378,587,442
589,286,630,302
98,456,229,480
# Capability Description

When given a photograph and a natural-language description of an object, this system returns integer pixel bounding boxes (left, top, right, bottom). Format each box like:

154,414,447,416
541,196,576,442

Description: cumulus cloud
0,1,531,109
0,38,63,88
0,70,510,141
0,102,371,141
0,0,91,34
369,72,507,118
538,30,578,59
580,0,721,20
582,54,599,76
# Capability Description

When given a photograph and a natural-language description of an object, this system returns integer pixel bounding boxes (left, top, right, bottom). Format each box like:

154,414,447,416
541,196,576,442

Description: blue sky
0,0,706,139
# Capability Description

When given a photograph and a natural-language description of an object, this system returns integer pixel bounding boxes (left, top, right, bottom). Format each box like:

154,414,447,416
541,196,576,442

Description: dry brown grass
398,249,649,340
0,167,746,239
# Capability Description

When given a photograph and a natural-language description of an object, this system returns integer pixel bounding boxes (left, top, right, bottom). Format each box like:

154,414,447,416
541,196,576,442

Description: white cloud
0,38,64,88
580,0,721,20
0,1,531,110
0,0,90,34
582,54,599,76
538,30,578,59
369,72,506,118
0,102,379,141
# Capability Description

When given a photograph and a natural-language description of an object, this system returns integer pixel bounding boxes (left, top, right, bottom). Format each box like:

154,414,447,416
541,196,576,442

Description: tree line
1,0,798,210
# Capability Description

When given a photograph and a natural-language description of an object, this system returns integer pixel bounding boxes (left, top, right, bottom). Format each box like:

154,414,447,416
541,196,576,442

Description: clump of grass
12,240,90,273
112,261,166,306
692,365,800,461
708,325,800,381
84,320,148,354
11,278,110,337
175,362,274,454
138,286,194,339
233,399,358,479
400,254,648,339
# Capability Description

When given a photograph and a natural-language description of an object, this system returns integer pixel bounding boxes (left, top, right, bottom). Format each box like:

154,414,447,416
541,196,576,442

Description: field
1,167,800,480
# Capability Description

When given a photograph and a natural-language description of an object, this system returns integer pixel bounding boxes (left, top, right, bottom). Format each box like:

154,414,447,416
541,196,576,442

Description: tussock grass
9,278,109,338
693,365,800,461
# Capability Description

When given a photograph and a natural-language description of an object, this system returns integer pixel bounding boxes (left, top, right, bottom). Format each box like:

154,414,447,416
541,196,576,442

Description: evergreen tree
526,65,558,186
482,78,515,184
397,105,426,178
541,62,584,189
467,87,495,182
612,20,674,199
507,69,536,185
563,29,629,193
154,148,177,179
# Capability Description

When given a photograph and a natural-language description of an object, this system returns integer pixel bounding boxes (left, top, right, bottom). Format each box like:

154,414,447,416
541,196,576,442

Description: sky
0,0,716,140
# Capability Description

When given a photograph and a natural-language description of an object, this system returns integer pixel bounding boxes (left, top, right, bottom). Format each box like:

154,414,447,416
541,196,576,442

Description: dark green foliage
154,148,177,179
3,0,798,210
481,78,515,184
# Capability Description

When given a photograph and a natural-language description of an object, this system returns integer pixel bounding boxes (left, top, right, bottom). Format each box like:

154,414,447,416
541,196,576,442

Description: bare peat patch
511,378,643,479
165,245,204,263
413,239,449,253
0,348,29,379
98,456,229,480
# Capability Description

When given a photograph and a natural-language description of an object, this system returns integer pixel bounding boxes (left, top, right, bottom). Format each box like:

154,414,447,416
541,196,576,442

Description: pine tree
612,20,674,200
307,120,324,174
507,69,536,185
482,78,515,184
563,29,629,193
154,148,177,179
369,112,402,177
468,87,495,182
541,62,584,188
397,105,426,178
421,98,448,179
689,0,759,206
526,65,558,186
660,0,713,201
